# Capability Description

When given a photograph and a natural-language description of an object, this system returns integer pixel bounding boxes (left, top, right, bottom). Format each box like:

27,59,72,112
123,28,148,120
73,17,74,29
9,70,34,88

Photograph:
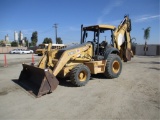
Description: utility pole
53,23,58,44
104,36,106,41
28,40,29,48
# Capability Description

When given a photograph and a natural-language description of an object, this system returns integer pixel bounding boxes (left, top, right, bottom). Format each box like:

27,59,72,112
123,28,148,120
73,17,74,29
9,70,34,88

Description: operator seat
100,41,108,49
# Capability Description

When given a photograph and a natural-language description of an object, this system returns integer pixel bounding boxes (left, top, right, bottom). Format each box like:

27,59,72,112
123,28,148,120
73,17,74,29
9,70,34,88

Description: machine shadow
57,77,76,87
90,73,108,80
12,78,76,88
12,73,107,90
138,61,160,64
57,73,107,87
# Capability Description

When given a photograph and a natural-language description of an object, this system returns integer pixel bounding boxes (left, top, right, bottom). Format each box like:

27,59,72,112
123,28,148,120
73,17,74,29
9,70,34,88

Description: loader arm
52,44,90,76
37,43,52,69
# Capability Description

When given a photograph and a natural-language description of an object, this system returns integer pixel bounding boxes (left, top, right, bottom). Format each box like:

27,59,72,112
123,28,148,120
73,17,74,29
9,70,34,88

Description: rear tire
104,54,122,78
70,64,91,87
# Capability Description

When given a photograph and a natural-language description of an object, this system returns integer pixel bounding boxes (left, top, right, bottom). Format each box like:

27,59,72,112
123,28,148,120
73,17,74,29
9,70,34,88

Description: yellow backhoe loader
18,15,133,97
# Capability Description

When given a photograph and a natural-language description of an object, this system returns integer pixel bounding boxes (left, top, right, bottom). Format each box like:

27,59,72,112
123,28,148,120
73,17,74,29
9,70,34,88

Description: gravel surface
0,55,159,120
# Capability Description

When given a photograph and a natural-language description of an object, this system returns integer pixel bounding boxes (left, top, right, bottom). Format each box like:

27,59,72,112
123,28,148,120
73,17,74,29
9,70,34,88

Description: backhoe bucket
18,64,59,97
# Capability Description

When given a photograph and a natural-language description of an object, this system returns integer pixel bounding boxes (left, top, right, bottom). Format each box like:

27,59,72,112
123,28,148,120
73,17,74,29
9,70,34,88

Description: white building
14,31,18,41
19,31,23,41
13,30,26,46
5,34,9,41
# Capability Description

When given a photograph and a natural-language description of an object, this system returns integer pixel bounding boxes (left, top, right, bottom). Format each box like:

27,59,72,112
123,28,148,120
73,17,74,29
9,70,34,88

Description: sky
0,0,159,45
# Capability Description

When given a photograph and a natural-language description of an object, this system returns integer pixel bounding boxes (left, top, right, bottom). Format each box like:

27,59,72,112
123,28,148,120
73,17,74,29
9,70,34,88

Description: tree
0,40,4,46
11,41,18,47
25,40,30,47
144,27,151,40
143,27,151,55
0,40,11,46
56,37,63,44
31,31,38,46
43,38,52,44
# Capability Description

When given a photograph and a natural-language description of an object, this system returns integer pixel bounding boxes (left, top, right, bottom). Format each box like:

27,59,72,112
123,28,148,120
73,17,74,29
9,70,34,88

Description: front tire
104,54,122,78
70,64,91,87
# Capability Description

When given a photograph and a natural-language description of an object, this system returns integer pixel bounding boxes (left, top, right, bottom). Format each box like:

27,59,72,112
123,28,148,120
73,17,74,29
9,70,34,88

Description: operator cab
81,24,116,60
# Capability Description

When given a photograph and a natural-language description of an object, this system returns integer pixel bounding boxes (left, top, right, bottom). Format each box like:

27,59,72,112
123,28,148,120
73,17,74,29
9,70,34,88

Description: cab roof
83,24,116,31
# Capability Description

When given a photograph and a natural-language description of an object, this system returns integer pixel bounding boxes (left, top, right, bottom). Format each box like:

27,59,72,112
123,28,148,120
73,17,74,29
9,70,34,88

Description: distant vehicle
10,49,34,54
35,43,67,56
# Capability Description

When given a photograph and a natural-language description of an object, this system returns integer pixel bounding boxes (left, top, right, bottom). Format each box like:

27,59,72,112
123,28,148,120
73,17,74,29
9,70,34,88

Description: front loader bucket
18,64,59,97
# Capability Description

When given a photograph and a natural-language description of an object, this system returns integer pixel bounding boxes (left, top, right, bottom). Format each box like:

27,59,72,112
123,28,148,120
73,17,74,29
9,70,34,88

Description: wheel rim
112,60,120,74
78,71,87,82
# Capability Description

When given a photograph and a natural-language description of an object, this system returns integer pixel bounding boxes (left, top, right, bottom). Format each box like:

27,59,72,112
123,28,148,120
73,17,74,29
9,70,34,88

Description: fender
104,47,119,59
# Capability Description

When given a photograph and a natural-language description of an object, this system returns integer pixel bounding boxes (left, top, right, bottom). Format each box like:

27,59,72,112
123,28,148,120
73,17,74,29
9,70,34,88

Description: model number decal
68,49,80,56
68,51,76,56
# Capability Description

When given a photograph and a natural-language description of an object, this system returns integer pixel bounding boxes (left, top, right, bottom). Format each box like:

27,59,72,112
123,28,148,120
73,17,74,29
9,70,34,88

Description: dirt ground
0,55,159,120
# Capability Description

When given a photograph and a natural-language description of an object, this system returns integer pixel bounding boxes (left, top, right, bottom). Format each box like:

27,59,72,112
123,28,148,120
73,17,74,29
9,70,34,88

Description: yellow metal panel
85,60,106,74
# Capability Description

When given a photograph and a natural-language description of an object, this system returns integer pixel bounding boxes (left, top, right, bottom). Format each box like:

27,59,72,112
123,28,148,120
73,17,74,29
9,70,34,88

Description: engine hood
55,42,91,58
